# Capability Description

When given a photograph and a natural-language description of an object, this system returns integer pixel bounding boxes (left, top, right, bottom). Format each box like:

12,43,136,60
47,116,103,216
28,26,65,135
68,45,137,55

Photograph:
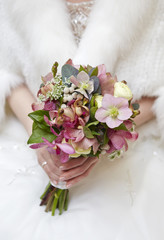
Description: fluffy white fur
0,0,164,139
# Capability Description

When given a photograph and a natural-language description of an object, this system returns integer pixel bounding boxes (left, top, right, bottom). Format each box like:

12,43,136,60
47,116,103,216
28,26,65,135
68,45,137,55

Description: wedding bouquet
27,59,139,215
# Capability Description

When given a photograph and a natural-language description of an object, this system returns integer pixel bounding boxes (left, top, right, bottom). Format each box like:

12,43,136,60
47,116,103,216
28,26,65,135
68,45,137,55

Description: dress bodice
66,1,94,45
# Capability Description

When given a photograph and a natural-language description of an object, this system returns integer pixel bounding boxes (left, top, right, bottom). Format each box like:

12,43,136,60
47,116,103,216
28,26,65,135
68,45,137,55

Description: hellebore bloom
95,94,132,128
30,137,75,163
107,128,138,154
70,71,94,98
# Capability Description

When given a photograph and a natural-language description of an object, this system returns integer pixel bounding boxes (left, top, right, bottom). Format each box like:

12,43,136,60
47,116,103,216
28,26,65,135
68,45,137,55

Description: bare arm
7,84,36,136
134,96,156,127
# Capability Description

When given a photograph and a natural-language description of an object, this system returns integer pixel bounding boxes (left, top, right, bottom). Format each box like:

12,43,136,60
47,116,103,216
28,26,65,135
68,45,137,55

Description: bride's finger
36,149,63,180
59,157,98,181
41,164,59,184
66,161,98,188
60,156,88,170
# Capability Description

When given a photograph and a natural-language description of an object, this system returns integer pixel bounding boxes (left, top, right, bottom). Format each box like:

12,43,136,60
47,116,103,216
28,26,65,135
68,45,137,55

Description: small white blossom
67,95,73,102
72,92,77,99
69,87,75,93
64,87,70,94
61,104,67,109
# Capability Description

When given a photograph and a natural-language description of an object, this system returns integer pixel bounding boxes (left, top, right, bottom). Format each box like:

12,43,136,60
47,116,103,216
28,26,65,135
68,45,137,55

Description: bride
0,0,164,239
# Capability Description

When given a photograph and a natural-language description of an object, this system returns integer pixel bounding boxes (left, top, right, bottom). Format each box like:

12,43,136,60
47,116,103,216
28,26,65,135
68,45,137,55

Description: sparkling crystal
66,1,94,45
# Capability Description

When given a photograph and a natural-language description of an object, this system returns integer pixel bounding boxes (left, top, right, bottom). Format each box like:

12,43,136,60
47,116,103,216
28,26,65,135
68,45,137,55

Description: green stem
45,191,55,212
51,189,62,216
59,190,65,215
64,190,69,211
40,182,51,200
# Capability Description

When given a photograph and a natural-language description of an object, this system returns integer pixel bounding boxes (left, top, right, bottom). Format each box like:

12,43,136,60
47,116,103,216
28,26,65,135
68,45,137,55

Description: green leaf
132,103,140,110
114,123,128,131
90,67,98,77
90,106,98,120
51,62,58,78
61,64,79,82
86,121,99,128
79,65,88,73
83,126,94,139
28,110,50,123
103,131,109,145
90,95,95,108
27,125,56,144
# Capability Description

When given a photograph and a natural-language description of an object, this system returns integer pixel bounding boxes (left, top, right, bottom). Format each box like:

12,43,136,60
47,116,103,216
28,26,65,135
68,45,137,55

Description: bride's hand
59,156,99,188
36,147,99,188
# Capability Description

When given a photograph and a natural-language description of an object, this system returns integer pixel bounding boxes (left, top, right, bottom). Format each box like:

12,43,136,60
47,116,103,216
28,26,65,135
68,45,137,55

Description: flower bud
95,95,103,108
114,82,133,100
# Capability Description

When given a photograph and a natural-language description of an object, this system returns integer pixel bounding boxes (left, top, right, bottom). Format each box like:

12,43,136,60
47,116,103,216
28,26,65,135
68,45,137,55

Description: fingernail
59,176,65,181
59,166,64,170
66,184,72,189
52,180,58,185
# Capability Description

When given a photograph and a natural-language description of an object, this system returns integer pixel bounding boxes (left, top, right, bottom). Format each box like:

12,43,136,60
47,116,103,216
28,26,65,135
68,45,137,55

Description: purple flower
95,94,132,128
30,137,75,163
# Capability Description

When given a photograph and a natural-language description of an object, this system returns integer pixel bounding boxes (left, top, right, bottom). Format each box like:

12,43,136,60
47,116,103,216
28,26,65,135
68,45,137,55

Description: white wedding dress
0,2,164,240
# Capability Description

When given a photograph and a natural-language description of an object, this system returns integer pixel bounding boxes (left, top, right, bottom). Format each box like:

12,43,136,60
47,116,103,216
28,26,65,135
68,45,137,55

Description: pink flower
107,128,138,153
64,128,99,154
98,65,117,96
95,94,132,128
41,72,53,84
64,128,85,142
30,137,75,163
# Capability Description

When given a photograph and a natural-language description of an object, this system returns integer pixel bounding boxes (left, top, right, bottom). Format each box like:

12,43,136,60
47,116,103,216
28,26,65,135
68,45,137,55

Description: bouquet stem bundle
40,182,69,215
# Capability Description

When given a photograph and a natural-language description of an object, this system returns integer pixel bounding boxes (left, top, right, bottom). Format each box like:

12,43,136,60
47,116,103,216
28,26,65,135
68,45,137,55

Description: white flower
114,82,133,100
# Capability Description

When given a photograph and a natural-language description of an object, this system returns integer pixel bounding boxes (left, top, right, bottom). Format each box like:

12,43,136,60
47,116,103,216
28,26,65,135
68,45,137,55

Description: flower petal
99,74,117,96
95,108,109,122
56,143,75,154
60,151,70,163
30,142,46,149
41,72,53,84
118,107,132,120
44,101,56,111
97,64,106,77
70,75,80,87
106,117,123,128
102,94,119,109
87,81,94,94
77,71,89,83
75,89,88,98
110,134,126,150
42,137,55,147
32,102,45,111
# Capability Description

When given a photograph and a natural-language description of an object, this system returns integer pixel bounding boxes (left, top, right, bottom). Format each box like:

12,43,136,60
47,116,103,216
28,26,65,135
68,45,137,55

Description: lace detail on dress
66,1,94,45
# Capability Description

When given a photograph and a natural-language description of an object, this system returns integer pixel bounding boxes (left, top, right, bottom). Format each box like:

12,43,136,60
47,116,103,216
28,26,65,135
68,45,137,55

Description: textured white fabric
0,117,164,240
0,0,164,239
